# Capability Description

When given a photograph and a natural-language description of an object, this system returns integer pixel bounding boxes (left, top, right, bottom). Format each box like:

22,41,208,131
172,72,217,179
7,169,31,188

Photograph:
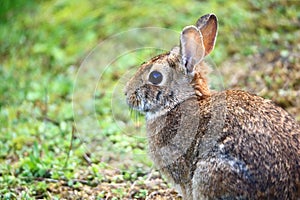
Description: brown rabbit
125,14,300,200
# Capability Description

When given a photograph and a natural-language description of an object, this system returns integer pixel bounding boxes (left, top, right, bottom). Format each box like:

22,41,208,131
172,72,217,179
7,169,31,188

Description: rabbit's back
193,90,300,199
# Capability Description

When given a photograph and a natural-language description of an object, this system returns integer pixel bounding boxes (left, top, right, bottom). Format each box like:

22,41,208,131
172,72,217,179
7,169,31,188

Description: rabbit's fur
125,14,300,200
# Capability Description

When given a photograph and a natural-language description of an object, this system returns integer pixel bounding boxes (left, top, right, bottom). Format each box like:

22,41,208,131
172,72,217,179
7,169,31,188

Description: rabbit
124,13,300,200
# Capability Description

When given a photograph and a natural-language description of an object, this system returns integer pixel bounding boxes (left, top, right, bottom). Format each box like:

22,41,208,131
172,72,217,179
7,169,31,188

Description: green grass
0,0,299,198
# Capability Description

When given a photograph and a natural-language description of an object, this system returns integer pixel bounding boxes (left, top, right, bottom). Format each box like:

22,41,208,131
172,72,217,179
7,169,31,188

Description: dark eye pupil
149,71,163,85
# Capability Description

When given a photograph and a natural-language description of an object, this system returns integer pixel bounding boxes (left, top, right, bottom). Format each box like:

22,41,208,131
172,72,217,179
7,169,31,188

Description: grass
0,0,299,199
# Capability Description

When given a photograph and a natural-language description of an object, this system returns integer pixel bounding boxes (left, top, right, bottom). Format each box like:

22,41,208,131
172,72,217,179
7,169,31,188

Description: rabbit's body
147,90,300,199
125,14,300,199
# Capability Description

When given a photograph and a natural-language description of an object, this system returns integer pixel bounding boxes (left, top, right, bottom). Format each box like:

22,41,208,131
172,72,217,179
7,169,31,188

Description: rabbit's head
125,14,218,119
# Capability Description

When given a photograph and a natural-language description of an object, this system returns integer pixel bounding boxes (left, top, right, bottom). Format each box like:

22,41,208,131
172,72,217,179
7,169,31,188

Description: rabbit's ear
180,26,205,73
196,13,218,56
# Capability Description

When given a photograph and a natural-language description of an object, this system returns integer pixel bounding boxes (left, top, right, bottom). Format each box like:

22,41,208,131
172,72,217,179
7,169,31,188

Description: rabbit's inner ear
180,26,205,74
196,13,218,56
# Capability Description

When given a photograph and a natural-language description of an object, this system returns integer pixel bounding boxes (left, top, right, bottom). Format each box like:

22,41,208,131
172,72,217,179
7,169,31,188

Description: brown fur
192,71,211,98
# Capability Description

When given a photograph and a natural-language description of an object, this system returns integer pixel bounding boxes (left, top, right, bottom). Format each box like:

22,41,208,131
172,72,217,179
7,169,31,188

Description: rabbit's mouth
126,88,164,114
126,89,178,118
126,90,147,113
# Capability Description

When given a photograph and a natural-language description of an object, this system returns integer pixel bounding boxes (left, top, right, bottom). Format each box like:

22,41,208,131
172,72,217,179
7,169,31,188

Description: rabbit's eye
149,71,163,85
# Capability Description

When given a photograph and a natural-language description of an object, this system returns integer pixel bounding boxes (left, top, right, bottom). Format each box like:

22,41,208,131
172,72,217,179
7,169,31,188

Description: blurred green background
0,0,299,199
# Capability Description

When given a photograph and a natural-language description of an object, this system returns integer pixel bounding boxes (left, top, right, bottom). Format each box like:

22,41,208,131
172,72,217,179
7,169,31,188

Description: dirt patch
46,169,180,200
